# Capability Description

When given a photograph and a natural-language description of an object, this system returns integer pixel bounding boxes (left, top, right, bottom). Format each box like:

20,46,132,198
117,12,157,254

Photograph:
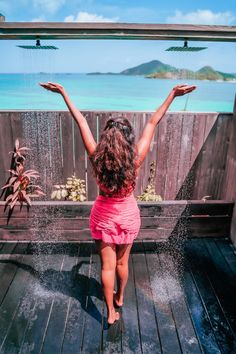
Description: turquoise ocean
0,73,235,112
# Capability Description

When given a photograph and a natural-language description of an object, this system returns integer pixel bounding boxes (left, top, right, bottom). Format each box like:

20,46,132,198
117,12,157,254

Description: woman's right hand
39,82,65,95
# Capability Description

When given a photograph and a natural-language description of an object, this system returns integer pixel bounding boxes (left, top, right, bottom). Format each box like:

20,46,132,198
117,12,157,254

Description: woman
39,81,196,324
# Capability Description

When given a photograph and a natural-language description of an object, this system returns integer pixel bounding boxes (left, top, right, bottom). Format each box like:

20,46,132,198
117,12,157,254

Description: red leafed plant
1,139,45,211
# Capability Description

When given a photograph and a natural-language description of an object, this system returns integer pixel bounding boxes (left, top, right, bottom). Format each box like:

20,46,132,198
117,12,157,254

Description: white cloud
167,9,236,25
31,17,45,22
64,11,119,23
33,0,65,14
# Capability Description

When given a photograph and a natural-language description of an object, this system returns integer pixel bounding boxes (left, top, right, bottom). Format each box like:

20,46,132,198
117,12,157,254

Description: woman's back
96,178,135,198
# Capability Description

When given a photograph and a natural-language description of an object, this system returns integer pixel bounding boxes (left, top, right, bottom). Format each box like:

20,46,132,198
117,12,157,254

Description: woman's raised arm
135,84,196,168
39,82,97,156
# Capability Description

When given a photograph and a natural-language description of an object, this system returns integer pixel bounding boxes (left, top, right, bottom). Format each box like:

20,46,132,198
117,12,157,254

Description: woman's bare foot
114,292,123,308
107,308,120,325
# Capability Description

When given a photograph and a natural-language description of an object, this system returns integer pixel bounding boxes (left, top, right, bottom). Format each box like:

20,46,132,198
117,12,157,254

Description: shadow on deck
0,238,235,353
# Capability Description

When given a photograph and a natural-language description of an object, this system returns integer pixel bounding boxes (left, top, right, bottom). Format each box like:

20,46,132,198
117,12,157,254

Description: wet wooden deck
0,238,235,354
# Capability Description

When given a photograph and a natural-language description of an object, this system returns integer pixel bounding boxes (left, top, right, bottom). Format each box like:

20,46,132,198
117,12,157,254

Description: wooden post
230,96,236,245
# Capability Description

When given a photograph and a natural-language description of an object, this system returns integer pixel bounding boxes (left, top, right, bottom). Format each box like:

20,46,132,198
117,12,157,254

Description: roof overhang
0,22,236,42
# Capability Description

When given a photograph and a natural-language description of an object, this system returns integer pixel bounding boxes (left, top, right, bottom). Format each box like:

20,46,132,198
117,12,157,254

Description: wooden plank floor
0,238,235,354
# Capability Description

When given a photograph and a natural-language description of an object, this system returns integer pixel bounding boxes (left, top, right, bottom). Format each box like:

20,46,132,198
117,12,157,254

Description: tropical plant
137,160,162,201
1,139,45,210
51,175,87,202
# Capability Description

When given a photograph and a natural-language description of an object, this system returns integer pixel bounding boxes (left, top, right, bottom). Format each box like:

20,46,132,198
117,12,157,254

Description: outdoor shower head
166,40,207,52
17,39,58,50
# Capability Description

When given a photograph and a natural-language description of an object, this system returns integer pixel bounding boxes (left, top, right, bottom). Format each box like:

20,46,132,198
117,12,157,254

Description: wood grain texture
1,22,236,42
85,111,98,201
0,201,233,241
221,97,236,245
0,110,234,203
0,238,235,353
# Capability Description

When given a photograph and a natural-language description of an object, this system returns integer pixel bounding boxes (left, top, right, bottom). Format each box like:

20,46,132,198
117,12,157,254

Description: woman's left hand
39,82,65,95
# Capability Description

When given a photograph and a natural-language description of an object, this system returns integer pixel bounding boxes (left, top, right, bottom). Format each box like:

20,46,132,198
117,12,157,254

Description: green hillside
146,63,236,81
120,60,177,75
87,60,236,81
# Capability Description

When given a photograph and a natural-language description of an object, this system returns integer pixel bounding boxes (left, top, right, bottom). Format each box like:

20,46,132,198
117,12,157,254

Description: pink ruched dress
89,180,141,244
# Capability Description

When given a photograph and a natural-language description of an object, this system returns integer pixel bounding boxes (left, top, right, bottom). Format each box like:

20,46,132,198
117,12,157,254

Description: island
87,60,236,81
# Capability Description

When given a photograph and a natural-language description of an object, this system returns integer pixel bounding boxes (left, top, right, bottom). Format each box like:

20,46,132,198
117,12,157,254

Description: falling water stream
15,47,69,328
147,44,200,313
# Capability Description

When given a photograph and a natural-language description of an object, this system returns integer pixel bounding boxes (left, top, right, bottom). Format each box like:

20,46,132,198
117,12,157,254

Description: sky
0,0,236,73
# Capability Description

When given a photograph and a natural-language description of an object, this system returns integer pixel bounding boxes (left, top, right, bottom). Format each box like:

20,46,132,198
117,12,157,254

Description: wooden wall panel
155,116,168,199
85,111,98,201
176,113,194,199
49,112,63,189
0,113,14,188
61,112,74,182
0,110,234,203
164,113,183,199
221,97,236,245
73,113,86,185
138,113,156,195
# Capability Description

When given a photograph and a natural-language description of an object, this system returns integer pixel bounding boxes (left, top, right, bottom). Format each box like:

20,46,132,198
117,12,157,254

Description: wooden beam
0,22,236,42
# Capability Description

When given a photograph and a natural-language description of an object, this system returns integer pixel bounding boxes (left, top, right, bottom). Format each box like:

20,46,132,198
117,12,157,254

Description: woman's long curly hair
90,117,138,195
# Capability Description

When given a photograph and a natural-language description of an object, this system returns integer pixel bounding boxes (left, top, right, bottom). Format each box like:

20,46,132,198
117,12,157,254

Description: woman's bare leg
115,243,133,306
96,240,120,324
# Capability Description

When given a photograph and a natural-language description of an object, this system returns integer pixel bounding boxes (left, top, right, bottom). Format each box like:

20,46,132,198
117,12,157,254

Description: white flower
56,190,62,200
51,190,57,199
79,195,86,202
61,189,68,198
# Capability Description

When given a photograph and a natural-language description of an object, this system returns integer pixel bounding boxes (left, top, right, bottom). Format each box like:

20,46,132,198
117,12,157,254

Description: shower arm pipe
0,22,236,42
